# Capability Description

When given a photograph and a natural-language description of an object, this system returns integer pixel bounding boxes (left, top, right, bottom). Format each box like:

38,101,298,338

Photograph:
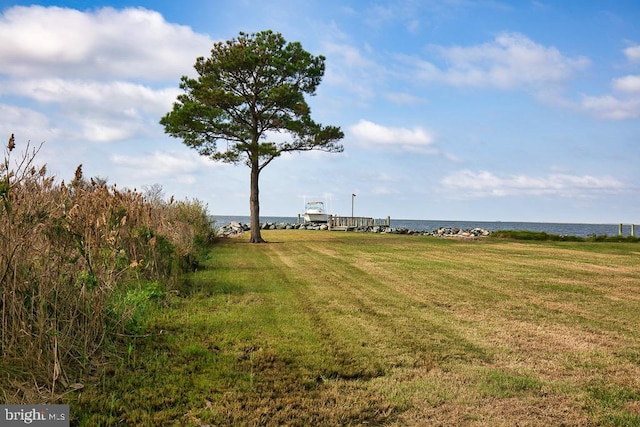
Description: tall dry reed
0,135,213,401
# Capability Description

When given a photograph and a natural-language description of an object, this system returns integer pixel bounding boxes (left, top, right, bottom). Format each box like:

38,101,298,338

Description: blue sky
1,1,639,223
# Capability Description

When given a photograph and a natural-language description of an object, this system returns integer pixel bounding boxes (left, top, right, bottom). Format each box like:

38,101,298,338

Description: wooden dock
328,215,390,231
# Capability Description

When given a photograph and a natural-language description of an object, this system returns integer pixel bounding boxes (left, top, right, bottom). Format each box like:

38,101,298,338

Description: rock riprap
216,222,490,239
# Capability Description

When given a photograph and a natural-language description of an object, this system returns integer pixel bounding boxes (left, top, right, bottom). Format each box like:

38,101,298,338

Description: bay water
212,215,636,238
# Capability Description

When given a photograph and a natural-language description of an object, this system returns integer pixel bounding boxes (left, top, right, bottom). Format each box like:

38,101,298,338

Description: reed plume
0,135,213,402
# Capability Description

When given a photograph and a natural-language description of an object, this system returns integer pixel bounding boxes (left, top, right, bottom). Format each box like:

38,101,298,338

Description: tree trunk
249,161,265,243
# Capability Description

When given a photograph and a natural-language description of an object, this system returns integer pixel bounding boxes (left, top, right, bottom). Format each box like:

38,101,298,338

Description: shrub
586,234,640,243
0,135,214,400
492,230,584,241
491,230,638,243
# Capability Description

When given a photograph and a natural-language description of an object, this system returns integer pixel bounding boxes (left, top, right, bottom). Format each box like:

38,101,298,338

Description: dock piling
617,223,637,237
329,215,390,231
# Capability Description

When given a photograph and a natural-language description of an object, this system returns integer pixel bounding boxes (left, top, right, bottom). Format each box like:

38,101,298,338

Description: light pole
351,193,356,218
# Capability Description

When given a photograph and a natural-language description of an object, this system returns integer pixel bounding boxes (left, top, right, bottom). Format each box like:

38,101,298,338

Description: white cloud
580,94,640,120
2,78,180,120
323,42,374,69
577,47,640,120
398,37,640,121
322,41,382,100
110,150,215,181
623,45,640,63
441,170,625,198
612,75,640,93
0,5,212,143
3,79,177,110
0,78,181,142
405,32,590,90
0,6,211,80
349,119,435,152
0,103,62,142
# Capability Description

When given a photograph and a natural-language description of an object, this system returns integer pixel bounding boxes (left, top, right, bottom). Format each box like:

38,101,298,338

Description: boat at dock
303,201,328,223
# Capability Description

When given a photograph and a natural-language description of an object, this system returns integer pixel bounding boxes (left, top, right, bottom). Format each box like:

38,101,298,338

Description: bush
492,230,639,243
586,234,640,243
0,136,214,400
492,230,584,241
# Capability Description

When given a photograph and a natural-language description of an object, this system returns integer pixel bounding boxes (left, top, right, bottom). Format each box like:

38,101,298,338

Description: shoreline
216,221,490,239
212,216,636,238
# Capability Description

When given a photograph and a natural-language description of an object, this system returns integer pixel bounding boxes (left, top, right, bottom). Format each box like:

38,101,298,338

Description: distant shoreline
211,215,637,238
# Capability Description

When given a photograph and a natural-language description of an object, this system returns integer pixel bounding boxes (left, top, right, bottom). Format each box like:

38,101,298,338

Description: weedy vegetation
493,229,640,242
70,229,640,425
0,135,213,402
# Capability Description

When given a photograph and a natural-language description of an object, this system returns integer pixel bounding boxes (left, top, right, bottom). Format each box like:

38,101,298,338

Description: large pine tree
161,30,344,242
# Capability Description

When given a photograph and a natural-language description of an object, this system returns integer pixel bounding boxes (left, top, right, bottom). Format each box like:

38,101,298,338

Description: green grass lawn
71,231,640,426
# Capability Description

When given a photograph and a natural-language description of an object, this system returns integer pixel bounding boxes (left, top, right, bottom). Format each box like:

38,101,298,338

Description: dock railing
328,215,390,230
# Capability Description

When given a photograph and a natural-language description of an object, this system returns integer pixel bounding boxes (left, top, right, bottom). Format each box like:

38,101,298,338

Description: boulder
214,221,491,239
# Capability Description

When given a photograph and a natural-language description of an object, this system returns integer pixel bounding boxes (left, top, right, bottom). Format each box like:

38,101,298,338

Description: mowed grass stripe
72,230,640,426
267,231,492,367
356,237,639,337
260,231,640,425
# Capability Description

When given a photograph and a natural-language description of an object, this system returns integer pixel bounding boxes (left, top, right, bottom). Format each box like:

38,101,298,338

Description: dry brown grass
1,136,213,402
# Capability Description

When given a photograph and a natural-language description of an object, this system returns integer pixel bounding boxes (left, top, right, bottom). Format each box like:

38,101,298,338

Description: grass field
72,230,640,426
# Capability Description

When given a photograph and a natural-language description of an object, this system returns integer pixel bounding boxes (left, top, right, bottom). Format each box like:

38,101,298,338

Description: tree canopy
161,30,344,242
